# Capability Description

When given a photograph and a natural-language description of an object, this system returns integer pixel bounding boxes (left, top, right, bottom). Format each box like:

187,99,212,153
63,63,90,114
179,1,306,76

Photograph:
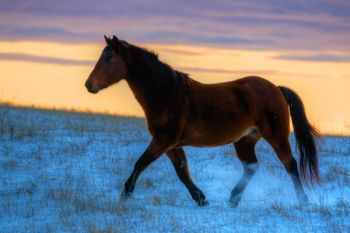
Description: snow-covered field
1,105,350,233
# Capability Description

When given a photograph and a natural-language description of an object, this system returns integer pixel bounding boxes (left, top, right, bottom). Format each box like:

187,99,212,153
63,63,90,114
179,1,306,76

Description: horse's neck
124,63,188,117
124,75,158,114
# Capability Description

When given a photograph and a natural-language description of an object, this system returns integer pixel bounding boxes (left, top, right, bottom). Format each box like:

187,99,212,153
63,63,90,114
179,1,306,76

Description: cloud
176,66,276,75
0,25,95,43
156,47,206,56
0,0,350,51
0,52,94,66
275,54,350,62
176,66,326,78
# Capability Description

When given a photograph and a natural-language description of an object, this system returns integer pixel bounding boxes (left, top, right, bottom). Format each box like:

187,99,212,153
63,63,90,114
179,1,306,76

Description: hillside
0,105,349,233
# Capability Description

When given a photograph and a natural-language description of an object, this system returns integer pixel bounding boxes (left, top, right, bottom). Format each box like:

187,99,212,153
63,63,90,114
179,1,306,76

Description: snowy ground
0,105,350,233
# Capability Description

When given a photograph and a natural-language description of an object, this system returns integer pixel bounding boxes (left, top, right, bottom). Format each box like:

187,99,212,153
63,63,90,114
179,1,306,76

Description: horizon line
1,101,349,137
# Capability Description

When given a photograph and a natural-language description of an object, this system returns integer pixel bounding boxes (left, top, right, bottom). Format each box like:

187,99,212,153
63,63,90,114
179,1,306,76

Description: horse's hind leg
230,135,260,207
265,137,308,204
166,148,208,206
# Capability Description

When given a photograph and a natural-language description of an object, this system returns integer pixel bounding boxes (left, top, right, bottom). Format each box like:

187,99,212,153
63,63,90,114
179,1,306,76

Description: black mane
125,42,190,91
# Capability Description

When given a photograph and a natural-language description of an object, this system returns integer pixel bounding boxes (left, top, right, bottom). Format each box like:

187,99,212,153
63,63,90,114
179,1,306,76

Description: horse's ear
104,35,111,45
110,36,127,52
111,35,132,61
112,35,120,43
110,35,121,52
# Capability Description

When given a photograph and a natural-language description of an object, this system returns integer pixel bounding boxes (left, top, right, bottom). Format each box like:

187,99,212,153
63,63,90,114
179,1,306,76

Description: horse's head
85,35,129,94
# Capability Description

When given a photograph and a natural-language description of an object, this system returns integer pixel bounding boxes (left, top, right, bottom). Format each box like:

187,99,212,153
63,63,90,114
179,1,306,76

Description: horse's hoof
120,189,132,200
229,195,241,208
297,194,309,205
198,199,209,207
192,190,208,207
229,200,239,208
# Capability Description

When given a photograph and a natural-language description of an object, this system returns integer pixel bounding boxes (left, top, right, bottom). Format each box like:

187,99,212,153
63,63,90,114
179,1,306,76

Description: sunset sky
0,0,350,135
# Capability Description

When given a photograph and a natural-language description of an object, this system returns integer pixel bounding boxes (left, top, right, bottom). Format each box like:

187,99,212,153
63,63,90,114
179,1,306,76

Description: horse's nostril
85,80,99,93
85,81,91,89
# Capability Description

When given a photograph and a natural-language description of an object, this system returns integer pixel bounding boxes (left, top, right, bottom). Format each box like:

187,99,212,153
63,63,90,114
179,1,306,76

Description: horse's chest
146,111,184,137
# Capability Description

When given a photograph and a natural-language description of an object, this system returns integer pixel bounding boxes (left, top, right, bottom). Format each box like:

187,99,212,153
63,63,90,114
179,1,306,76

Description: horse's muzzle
85,80,100,94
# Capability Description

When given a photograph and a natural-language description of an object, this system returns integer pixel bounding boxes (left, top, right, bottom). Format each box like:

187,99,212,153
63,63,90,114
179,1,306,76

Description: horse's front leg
121,137,171,198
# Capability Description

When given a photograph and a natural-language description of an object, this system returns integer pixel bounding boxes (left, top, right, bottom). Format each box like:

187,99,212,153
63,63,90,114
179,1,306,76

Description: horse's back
190,75,287,117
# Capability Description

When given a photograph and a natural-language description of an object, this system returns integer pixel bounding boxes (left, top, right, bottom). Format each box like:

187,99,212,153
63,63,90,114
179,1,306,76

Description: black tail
279,86,321,186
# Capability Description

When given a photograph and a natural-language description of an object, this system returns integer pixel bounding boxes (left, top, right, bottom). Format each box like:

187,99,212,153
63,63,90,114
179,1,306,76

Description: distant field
0,105,350,233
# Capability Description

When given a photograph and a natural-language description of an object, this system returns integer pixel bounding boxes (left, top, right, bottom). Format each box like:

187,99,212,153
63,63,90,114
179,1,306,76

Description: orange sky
0,40,349,135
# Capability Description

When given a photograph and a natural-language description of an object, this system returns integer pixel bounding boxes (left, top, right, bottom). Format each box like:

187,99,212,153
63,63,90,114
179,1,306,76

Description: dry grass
1,105,350,233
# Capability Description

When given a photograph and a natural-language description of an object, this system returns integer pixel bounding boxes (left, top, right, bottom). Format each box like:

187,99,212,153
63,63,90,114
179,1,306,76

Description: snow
0,105,349,232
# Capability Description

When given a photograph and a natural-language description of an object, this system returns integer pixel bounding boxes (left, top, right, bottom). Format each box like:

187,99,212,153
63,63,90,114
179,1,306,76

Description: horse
85,35,320,207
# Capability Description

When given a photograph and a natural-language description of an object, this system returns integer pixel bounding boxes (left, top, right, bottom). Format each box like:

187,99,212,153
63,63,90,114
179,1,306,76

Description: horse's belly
181,124,256,147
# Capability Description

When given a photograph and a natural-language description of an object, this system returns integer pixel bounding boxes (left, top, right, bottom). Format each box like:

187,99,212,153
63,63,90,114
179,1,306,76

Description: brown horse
85,35,320,206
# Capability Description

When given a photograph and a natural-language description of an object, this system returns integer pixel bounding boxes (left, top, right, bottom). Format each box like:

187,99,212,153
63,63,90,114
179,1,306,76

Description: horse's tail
279,86,321,186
